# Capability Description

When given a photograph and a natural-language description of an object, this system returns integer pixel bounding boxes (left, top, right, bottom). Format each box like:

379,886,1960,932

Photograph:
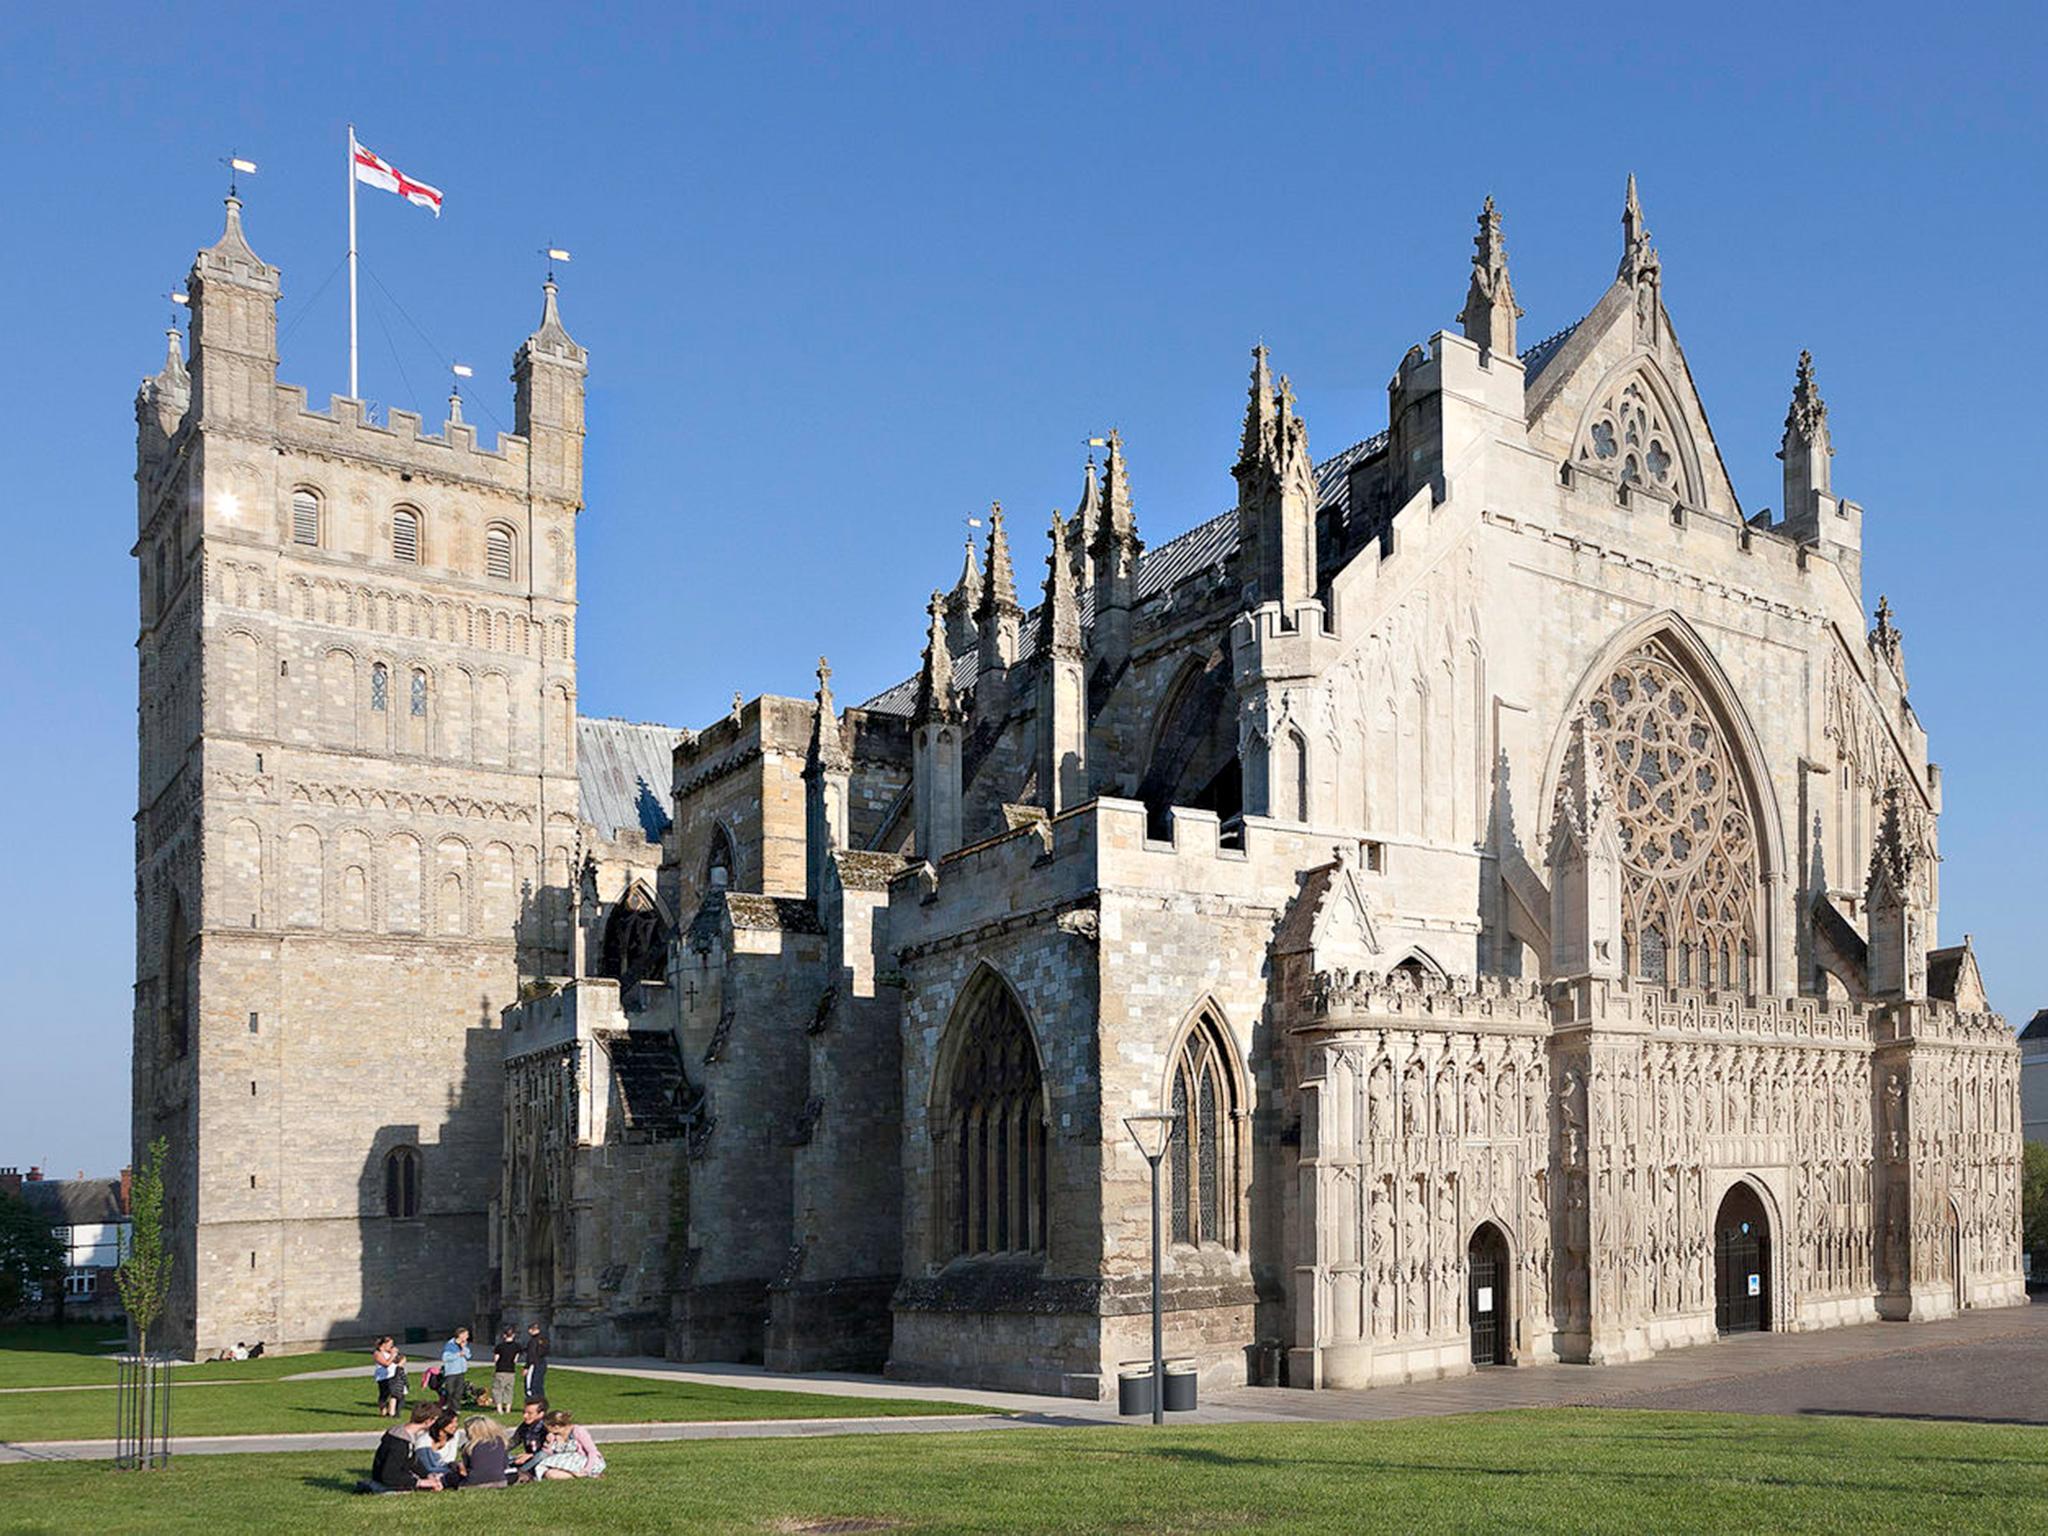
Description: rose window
1583,640,1759,987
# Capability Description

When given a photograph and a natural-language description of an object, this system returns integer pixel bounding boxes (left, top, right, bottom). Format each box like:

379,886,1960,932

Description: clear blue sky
2,2,2042,1176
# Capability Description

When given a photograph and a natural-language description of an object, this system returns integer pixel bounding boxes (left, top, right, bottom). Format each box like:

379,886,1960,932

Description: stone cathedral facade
138,183,2023,1391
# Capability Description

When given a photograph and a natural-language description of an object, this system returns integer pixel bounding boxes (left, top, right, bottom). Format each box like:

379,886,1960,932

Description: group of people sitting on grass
370,1322,550,1417
364,1396,606,1492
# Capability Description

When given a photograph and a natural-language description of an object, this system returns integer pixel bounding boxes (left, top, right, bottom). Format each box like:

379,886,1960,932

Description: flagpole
347,123,359,401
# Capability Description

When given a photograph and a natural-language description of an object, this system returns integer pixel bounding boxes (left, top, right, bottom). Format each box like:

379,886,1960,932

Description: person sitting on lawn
412,1408,461,1489
509,1396,549,1477
489,1325,523,1410
528,1409,606,1480
458,1415,511,1489
438,1326,472,1407
366,1411,424,1492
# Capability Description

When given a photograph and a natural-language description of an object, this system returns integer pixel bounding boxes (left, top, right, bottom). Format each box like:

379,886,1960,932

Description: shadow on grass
301,1474,362,1494
1796,1408,2048,1429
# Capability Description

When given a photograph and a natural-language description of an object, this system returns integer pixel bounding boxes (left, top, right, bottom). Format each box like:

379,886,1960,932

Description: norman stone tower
133,197,585,1353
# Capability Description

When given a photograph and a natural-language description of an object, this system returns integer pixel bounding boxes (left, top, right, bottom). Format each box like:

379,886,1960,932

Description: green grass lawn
0,1325,984,1440
0,1410,2041,1534
0,1367,985,1441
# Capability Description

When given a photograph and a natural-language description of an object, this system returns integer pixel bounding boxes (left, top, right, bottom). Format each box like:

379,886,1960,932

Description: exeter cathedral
133,178,2024,1395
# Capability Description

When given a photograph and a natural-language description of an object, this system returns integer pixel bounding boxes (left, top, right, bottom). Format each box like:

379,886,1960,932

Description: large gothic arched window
1584,639,1760,987
937,971,1047,1260
1166,1009,1244,1250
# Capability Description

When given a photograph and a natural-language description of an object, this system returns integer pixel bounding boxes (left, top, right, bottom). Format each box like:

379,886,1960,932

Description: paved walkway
5,1298,2040,1463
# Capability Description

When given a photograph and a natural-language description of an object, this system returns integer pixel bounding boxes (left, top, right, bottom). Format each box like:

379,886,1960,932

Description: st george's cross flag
352,137,443,216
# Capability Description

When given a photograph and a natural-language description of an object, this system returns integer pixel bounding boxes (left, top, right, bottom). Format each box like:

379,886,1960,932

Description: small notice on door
1747,1274,1761,1297
1477,1286,1494,1312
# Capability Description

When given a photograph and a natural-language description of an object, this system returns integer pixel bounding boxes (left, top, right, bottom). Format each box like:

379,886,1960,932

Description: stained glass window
410,669,427,718
370,662,388,712
942,973,1045,1259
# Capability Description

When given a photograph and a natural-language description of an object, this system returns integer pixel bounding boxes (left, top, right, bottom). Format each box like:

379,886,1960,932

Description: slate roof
578,717,683,842
1519,318,1584,383
21,1178,125,1227
859,434,1387,718
2021,1008,2048,1042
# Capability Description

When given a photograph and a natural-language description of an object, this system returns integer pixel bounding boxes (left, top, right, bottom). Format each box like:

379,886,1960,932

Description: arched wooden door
1468,1222,1511,1366
1713,1183,1771,1334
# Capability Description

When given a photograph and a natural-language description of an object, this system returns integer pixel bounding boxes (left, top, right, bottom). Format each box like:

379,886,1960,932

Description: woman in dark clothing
458,1416,511,1488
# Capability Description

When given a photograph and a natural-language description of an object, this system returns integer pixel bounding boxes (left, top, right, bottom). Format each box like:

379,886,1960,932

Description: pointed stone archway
1468,1221,1511,1366
1713,1182,1771,1334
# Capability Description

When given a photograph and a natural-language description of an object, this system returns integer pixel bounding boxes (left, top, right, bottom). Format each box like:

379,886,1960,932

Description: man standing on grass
491,1325,523,1409
525,1321,550,1399
439,1326,472,1406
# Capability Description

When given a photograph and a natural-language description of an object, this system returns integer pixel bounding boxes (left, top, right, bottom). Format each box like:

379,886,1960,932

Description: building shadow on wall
337,1004,504,1349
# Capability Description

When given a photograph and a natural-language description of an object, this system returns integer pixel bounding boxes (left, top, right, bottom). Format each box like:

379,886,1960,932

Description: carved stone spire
1101,429,1136,548
1457,195,1524,357
1777,348,1834,524
1866,780,1928,1000
1089,431,1142,676
1038,511,1087,811
912,591,959,725
1869,594,1906,688
1067,455,1101,589
977,503,1018,623
1618,172,1659,285
945,535,983,655
139,326,191,445
1238,344,1278,470
806,655,851,774
974,504,1022,722
803,656,851,903
1549,716,1615,852
912,592,965,861
1236,350,1316,614
1039,510,1082,659
1548,715,1623,980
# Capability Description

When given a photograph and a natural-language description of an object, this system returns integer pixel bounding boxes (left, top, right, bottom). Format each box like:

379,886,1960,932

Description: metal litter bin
1117,1367,1154,1417
1163,1363,1197,1412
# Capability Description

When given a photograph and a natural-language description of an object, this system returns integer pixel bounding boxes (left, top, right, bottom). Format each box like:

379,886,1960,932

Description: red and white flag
352,137,443,217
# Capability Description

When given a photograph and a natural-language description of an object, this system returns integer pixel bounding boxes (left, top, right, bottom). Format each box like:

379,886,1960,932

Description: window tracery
1167,1010,1242,1250
939,973,1046,1259
1576,372,1690,501
1583,640,1759,986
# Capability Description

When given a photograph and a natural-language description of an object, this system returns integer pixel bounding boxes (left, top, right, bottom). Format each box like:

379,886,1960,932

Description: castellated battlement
891,795,1350,956
503,976,624,1060
273,383,533,494
1300,967,1552,1030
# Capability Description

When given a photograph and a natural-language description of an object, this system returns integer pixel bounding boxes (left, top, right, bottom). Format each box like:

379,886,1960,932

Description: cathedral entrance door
1713,1183,1770,1334
1468,1223,1510,1366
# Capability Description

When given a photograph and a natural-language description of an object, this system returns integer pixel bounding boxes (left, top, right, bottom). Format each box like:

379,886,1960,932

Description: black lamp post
1124,1112,1177,1425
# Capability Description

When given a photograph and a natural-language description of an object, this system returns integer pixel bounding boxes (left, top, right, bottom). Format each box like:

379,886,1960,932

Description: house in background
0,1167,132,1320
2023,1012,2048,1147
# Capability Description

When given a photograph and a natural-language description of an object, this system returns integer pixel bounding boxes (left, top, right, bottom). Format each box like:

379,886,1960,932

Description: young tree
0,1189,64,1315
116,1138,173,1359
